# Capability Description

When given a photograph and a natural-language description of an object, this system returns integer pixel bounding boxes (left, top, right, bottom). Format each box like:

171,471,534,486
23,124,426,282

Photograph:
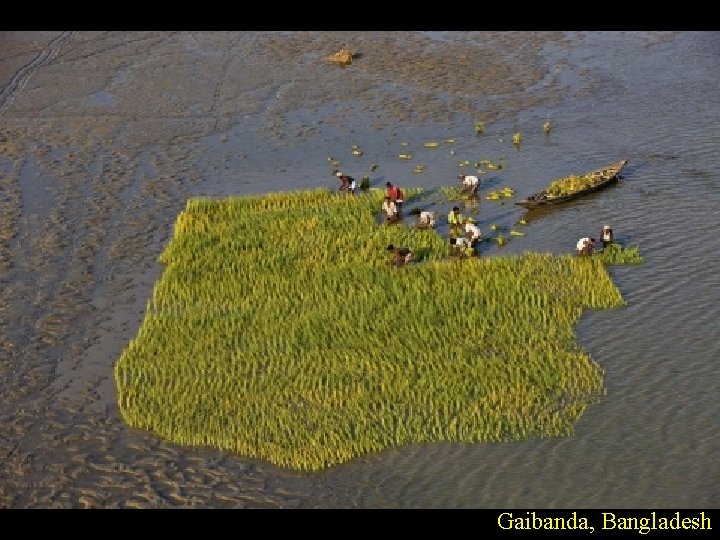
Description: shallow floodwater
0,31,717,508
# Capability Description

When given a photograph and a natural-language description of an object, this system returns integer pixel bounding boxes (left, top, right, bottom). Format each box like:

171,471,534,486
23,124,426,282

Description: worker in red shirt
386,182,404,214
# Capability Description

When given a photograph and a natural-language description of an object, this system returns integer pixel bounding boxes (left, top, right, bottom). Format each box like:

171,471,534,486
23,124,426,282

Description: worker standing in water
448,206,463,236
381,196,399,223
600,224,614,248
386,182,404,214
459,174,480,196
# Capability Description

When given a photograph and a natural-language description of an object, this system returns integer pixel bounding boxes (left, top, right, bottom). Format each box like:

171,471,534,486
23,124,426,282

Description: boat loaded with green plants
114,186,643,471
515,159,628,210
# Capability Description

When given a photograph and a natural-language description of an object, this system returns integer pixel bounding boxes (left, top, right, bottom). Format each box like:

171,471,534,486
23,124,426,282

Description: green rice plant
114,186,642,471
438,186,465,201
595,243,643,265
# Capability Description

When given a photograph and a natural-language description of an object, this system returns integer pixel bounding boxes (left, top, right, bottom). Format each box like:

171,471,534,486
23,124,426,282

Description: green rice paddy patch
115,187,643,471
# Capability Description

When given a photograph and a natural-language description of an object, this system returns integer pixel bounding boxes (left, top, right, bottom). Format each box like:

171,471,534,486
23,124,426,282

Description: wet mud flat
0,31,623,508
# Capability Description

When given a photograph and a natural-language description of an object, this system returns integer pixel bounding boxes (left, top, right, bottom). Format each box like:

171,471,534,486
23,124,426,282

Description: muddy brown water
0,31,717,508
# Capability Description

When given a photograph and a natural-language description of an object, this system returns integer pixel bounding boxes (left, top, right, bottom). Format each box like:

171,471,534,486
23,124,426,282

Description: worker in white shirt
346,176,357,195
600,225,614,248
449,236,473,257
576,237,596,256
416,211,436,229
459,174,480,196
464,218,482,254
381,196,399,223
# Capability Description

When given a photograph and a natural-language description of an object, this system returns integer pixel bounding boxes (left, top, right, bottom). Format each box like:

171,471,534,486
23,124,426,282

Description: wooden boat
515,159,628,210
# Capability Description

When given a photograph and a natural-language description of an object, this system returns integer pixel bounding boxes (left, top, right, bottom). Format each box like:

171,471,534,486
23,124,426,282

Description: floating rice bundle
413,164,426,174
485,186,515,201
440,185,477,201
512,133,522,145
510,230,525,237
423,142,440,148
399,154,412,160
475,121,485,134
115,187,642,471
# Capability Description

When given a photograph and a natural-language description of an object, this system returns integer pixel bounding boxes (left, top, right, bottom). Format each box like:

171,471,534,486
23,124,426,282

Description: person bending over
387,244,412,266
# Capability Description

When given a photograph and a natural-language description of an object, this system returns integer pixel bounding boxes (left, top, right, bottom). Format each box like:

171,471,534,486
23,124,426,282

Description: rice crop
546,173,605,198
438,186,467,200
596,243,643,264
114,186,642,471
